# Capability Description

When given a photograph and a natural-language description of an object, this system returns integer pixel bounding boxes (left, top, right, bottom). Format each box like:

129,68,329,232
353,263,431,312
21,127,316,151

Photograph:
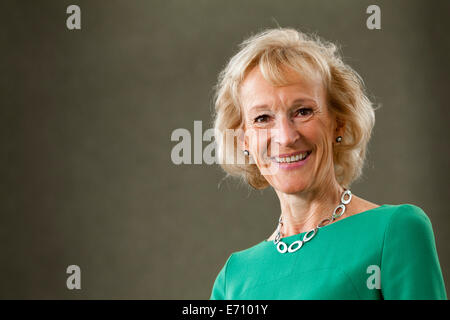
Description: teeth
275,152,309,163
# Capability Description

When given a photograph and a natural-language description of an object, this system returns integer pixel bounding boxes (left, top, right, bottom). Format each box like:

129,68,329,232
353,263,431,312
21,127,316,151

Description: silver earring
244,150,250,156
336,136,342,143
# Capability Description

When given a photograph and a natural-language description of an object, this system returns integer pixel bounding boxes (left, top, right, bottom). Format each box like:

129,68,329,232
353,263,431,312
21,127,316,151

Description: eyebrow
249,98,317,112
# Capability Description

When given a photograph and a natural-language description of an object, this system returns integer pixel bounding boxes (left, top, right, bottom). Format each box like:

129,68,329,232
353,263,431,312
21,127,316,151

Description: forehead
239,66,325,110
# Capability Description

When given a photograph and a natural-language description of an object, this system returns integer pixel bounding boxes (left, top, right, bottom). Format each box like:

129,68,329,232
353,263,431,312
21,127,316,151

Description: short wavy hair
213,28,375,189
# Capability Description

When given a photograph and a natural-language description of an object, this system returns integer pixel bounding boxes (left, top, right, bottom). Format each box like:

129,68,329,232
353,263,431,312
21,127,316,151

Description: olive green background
1,0,448,299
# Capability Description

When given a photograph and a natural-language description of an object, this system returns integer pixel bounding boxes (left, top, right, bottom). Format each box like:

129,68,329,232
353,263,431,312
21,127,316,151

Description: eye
254,114,270,123
295,108,313,117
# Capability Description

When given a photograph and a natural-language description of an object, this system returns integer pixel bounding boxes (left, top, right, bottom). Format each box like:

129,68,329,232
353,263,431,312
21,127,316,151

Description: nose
273,116,300,147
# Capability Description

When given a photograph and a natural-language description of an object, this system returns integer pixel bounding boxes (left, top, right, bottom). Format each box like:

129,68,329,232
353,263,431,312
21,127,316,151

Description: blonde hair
213,28,375,189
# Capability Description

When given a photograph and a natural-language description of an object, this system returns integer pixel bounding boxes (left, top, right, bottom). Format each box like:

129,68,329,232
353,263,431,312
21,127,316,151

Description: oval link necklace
273,189,352,253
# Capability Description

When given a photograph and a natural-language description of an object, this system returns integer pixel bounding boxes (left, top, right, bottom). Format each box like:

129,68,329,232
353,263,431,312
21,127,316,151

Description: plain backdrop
0,0,449,299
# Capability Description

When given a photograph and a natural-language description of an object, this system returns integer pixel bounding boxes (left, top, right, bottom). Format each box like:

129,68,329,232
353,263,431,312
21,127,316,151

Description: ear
237,124,249,152
335,117,345,137
239,129,249,152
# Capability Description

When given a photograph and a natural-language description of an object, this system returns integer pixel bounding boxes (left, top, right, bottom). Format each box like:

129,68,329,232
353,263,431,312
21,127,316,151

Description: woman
210,28,446,299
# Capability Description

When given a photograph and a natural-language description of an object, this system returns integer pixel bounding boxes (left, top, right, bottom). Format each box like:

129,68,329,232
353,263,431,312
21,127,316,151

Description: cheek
248,129,270,156
301,121,330,146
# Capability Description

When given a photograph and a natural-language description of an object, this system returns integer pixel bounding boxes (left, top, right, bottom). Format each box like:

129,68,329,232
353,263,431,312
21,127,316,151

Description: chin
271,180,308,194
278,186,305,194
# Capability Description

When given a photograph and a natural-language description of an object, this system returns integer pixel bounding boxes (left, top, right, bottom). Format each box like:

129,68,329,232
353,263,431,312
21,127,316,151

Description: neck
274,178,345,238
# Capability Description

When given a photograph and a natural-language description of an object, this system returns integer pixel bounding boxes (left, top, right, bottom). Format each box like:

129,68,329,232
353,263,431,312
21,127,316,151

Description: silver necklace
273,189,352,253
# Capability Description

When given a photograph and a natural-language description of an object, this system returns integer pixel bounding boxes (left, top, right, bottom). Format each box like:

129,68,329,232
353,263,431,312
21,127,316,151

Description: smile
272,151,312,163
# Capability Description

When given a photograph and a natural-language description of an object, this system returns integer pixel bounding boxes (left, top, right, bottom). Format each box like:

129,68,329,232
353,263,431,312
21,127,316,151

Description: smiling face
240,66,342,194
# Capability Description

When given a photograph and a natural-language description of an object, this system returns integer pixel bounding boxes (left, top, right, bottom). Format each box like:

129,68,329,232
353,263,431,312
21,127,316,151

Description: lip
270,150,312,169
270,150,311,159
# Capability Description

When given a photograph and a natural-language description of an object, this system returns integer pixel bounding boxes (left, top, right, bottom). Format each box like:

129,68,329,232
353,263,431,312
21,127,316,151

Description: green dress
210,204,447,300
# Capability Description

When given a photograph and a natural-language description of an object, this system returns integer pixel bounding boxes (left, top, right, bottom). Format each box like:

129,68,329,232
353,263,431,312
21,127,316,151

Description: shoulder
362,203,433,236
384,204,432,232
349,194,429,223
356,203,431,227
232,241,266,259
224,241,268,271
380,203,436,253
337,203,431,237
379,205,446,299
